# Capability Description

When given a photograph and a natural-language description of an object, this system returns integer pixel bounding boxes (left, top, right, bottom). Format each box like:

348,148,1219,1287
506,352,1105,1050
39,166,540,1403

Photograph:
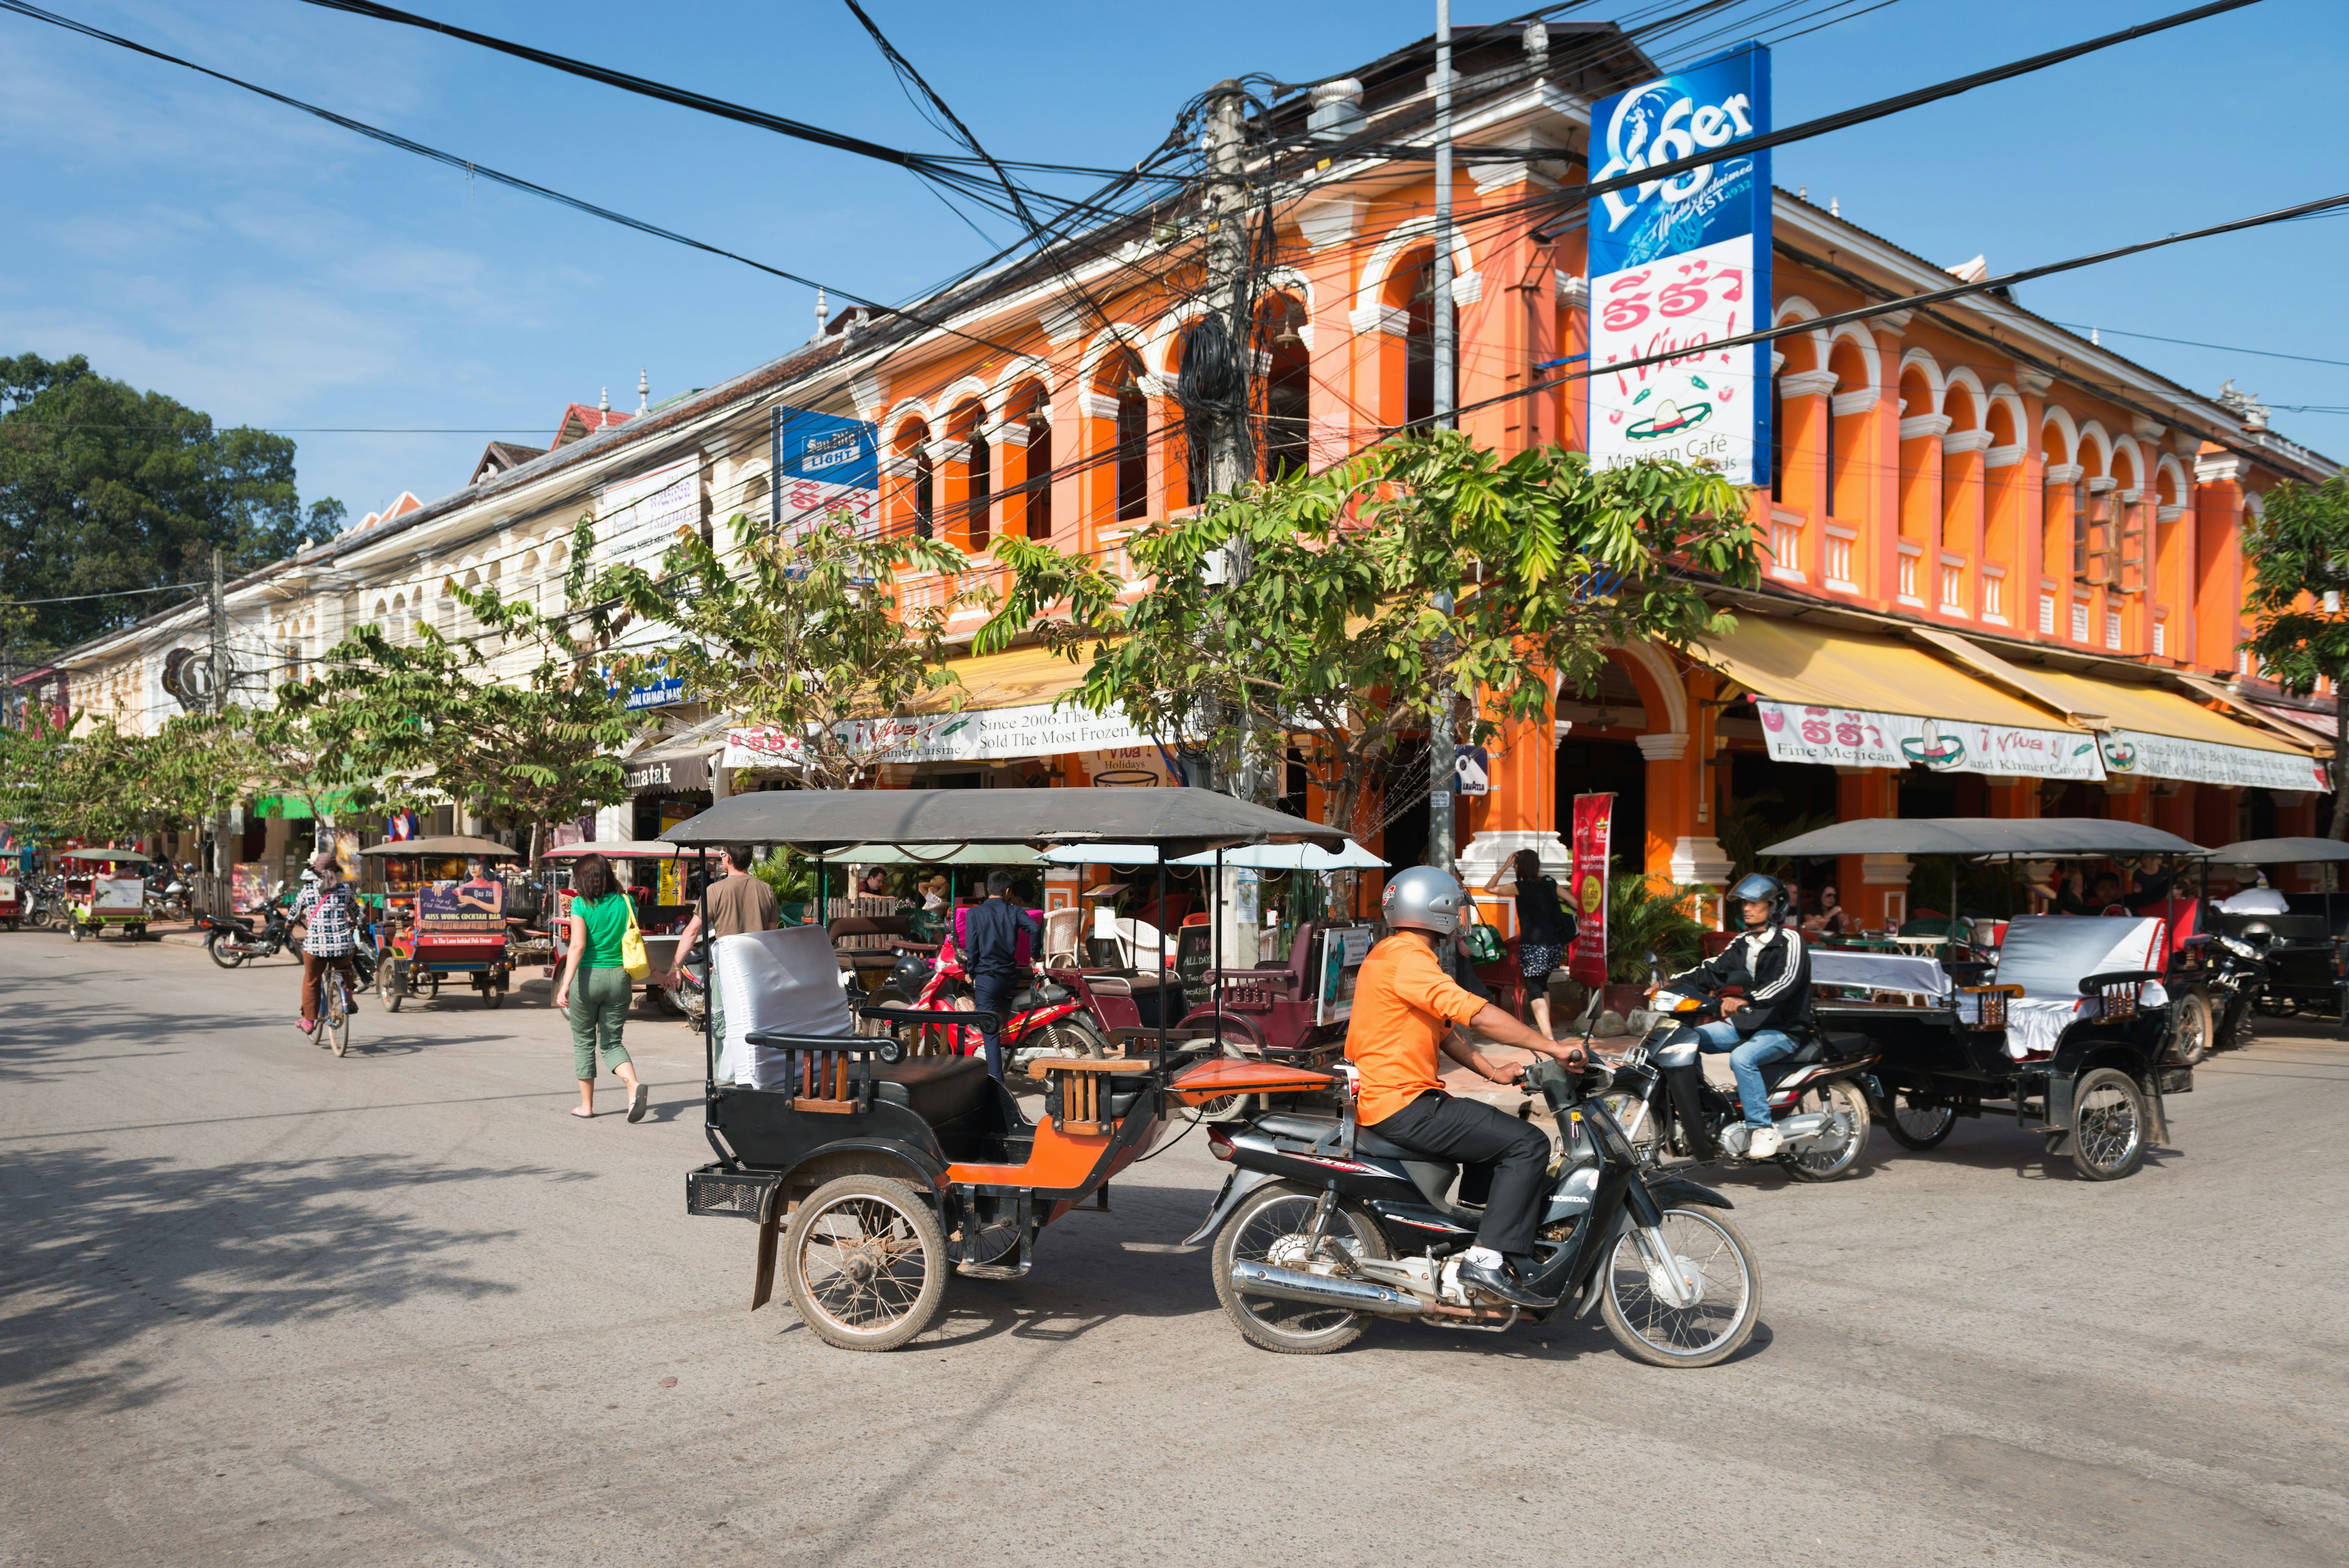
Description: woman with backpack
1483,848,1576,1039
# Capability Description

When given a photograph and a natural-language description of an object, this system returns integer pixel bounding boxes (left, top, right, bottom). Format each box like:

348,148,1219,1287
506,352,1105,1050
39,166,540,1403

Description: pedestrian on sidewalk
670,844,780,1054
554,853,647,1121
1482,849,1574,1039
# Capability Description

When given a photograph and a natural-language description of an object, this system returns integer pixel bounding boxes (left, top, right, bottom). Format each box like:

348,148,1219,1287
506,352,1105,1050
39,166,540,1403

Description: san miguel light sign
1586,42,1772,491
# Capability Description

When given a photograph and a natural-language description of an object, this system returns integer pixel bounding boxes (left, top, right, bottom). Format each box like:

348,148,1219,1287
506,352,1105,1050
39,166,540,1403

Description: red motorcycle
881,936,1113,1066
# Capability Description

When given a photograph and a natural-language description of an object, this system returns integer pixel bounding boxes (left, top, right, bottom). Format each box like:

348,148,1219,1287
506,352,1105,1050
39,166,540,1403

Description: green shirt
574,892,631,969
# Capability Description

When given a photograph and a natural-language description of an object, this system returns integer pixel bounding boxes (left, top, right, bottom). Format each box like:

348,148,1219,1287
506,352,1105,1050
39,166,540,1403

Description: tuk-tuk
58,847,151,942
359,836,520,1009
672,787,1346,1351
1762,818,2205,1180
540,839,710,1009
2205,836,2349,1034
0,855,20,931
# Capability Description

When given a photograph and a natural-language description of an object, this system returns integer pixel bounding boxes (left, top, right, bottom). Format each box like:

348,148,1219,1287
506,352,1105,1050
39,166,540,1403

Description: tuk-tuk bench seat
1026,1055,1152,1134
871,1055,992,1128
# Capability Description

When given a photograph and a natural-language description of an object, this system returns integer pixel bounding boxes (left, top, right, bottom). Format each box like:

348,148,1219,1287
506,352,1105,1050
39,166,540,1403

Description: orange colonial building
813,21,2334,928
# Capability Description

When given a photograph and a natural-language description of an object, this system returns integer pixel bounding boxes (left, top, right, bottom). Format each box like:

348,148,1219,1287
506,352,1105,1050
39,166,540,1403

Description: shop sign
773,407,878,541
1453,743,1491,797
2097,729,2330,792
1568,795,1614,989
1315,924,1373,1027
724,700,1156,770
625,752,711,795
1587,41,1772,490
1756,700,2107,781
610,658,686,712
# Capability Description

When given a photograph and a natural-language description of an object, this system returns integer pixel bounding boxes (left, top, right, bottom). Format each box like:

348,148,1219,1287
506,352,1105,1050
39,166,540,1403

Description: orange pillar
1836,768,1906,932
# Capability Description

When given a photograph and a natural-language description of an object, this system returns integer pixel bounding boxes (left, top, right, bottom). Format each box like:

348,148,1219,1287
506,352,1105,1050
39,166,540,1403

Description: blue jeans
1683,1019,1799,1128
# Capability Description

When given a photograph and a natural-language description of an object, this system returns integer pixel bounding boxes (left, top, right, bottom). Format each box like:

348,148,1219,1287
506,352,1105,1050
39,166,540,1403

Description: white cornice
1984,442,2025,469
2087,475,2117,494
2158,502,2188,523
1899,412,1953,442
1076,390,1121,422
1778,370,1838,399
1349,303,1409,338
1554,272,1588,309
2132,415,2166,442
1942,428,1993,455
1871,308,1913,337
1450,272,1483,307
2016,368,2054,396
1830,388,1879,418
1293,194,1365,251
2045,462,2084,485
2195,453,2248,485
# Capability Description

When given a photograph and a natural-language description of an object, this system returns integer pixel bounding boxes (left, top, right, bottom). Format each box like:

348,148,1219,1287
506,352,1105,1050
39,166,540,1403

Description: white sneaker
1745,1124,1784,1159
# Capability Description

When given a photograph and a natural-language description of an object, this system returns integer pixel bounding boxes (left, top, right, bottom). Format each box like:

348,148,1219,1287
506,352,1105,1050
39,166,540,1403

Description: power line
1530,0,2264,237
0,582,206,607
0,0,1036,362
2047,324,2349,372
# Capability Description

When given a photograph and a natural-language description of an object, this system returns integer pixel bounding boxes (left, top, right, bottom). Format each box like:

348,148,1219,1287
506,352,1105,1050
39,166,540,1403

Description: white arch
1351,215,1479,316
2076,419,2113,477
2040,404,2080,466
935,376,991,423
2109,434,2145,489
1143,300,1215,378
2243,488,2266,522
1608,641,1688,735
1985,382,2028,445
1895,347,1944,416
1822,321,1882,393
2153,452,2190,508
1260,266,1315,340
986,356,1053,420
1770,296,1830,374
1941,366,1989,428
882,396,938,443
1075,324,1152,394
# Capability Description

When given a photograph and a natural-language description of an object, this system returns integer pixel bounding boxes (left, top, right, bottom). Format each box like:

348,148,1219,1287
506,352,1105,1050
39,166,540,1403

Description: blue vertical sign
770,406,880,539
1586,42,1772,491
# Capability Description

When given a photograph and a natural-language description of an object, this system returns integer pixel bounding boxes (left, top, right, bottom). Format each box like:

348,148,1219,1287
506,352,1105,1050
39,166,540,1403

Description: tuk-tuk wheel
381,966,403,1014
2068,1068,2148,1181
2167,990,2213,1067
783,1175,947,1351
1879,1090,1956,1151
69,922,84,943
483,986,504,1010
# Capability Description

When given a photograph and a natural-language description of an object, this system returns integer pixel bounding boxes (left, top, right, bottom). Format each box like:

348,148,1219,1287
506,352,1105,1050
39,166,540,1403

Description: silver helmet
1382,864,1468,936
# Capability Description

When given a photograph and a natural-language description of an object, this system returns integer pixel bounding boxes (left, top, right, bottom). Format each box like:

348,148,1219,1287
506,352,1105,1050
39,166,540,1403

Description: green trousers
568,965,634,1080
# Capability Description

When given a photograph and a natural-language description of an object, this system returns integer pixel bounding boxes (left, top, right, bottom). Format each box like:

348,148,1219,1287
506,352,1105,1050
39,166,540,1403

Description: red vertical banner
1568,793,1615,987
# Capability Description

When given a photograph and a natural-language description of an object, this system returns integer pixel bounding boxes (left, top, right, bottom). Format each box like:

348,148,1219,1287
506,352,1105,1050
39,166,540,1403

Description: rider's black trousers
1373,1091,1551,1257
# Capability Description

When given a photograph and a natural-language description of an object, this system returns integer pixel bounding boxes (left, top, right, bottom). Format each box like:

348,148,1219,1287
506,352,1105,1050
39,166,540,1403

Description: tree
278,578,640,853
976,430,1757,845
590,511,976,790
2241,473,2349,841
0,353,343,651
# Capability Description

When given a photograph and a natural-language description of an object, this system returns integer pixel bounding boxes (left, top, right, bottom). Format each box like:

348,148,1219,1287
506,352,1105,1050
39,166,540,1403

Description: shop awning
623,715,727,795
1691,617,2106,781
722,641,1154,771
2006,666,2329,792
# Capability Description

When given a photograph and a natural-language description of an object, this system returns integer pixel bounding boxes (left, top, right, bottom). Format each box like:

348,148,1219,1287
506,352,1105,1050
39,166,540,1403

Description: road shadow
0,1144,563,1417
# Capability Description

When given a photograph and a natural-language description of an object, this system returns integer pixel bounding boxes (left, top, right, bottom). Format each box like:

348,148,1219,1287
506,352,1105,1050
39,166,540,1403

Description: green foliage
1605,867,1710,984
0,705,265,844
0,353,338,651
2241,475,2349,839
977,429,1755,840
278,578,639,845
589,512,974,790
752,846,814,905
1716,787,1838,885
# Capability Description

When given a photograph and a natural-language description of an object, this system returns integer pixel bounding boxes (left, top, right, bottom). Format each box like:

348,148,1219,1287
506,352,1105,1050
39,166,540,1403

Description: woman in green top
554,855,647,1121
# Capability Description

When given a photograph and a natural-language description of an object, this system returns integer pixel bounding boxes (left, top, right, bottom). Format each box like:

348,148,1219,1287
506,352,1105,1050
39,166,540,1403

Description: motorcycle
1611,984,1880,1181
200,899,300,968
2199,932,2267,1057
872,940,1110,1066
1196,1057,1763,1365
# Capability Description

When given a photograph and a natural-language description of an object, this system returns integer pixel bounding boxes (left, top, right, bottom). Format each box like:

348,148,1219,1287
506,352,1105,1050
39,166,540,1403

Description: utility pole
207,548,231,915
1428,1,1460,874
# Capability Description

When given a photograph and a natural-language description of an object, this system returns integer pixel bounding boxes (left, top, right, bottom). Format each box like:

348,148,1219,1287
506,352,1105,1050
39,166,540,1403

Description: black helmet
1728,872,1789,926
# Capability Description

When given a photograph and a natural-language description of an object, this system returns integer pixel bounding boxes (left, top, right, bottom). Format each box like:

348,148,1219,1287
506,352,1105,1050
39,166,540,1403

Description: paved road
2,932,2344,1568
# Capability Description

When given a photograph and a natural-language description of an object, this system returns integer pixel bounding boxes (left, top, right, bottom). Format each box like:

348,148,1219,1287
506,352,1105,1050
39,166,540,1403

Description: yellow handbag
620,897,652,983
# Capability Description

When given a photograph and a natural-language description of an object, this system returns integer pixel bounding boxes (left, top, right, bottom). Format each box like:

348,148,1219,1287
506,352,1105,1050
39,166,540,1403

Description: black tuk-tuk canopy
357,836,521,858
662,787,1344,861
1761,818,2207,860
2208,836,2349,865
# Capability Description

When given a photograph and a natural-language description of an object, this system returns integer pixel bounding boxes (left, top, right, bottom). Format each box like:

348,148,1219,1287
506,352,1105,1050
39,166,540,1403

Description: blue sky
3,0,2342,522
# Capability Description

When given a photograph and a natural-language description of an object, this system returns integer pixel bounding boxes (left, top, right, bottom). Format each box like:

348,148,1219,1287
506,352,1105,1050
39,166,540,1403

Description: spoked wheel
1780,1079,1871,1183
782,1176,948,1351
1033,1014,1110,1061
1211,1183,1390,1355
1180,1019,1263,1124
1599,1205,1761,1368
381,964,404,1014
69,921,85,943
323,983,351,1057
2167,990,2213,1067
2068,1068,2148,1181
208,936,247,970
422,973,442,1003
1879,1089,1957,1151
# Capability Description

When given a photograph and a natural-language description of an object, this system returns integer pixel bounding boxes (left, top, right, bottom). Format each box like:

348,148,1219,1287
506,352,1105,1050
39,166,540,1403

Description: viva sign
1586,42,1772,491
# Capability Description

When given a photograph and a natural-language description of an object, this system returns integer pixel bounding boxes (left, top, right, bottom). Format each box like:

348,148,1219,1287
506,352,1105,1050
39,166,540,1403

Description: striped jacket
1670,924,1812,1036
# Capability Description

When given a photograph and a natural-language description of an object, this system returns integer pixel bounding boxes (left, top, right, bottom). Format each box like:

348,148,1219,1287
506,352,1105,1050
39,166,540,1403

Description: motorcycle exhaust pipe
1775,1110,1833,1144
1226,1260,1428,1317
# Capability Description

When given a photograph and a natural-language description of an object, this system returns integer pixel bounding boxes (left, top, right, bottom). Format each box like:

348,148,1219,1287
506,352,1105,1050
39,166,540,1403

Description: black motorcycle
1194,1058,1762,1365
201,900,300,968
1612,984,1880,1181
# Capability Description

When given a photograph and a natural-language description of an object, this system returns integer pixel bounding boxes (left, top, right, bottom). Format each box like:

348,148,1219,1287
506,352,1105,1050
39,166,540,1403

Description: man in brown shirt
670,844,778,1044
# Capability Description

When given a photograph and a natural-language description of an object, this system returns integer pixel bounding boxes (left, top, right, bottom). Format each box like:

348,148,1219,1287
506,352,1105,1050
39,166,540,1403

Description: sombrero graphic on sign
2100,736,2140,771
1622,379,1717,443
1899,721,1967,770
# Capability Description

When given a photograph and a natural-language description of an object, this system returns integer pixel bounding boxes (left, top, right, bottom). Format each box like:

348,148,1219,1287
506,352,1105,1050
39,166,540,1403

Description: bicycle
313,959,355,1057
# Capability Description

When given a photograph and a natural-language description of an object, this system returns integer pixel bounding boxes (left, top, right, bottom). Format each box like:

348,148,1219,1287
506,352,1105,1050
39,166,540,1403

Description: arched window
1260,294,1310,481
1024,411,1052,540
915,447,935,538
1403,255,1455,429
962,412,992,550
1111,357,1149,521
740,470,770,534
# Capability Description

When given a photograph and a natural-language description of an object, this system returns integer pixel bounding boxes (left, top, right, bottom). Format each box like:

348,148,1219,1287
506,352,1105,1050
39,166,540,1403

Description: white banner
1756,700,2106,781
724,700,1156,771
1590,232,1766,487
2098,729,2329,792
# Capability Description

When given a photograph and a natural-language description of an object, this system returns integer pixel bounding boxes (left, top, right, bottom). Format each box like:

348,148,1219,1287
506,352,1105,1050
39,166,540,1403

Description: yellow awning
911,641,1092,713
2018,668,2310,756
1690,616,2076,731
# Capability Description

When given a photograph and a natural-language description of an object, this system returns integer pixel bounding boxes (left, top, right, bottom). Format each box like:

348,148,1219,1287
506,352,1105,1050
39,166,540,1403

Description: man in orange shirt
1349,866,1584,1309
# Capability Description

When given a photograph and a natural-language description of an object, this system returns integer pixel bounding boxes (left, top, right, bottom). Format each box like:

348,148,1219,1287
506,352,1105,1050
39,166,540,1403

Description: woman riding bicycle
291,850,360,1035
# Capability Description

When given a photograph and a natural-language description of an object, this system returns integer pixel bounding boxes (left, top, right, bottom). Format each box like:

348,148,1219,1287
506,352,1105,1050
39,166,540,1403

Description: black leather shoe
1457,1257,1558,1309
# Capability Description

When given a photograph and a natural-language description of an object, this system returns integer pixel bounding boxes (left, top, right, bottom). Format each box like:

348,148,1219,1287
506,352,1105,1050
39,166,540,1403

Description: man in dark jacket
1657,872,1813,1159
963,870,1042,1080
